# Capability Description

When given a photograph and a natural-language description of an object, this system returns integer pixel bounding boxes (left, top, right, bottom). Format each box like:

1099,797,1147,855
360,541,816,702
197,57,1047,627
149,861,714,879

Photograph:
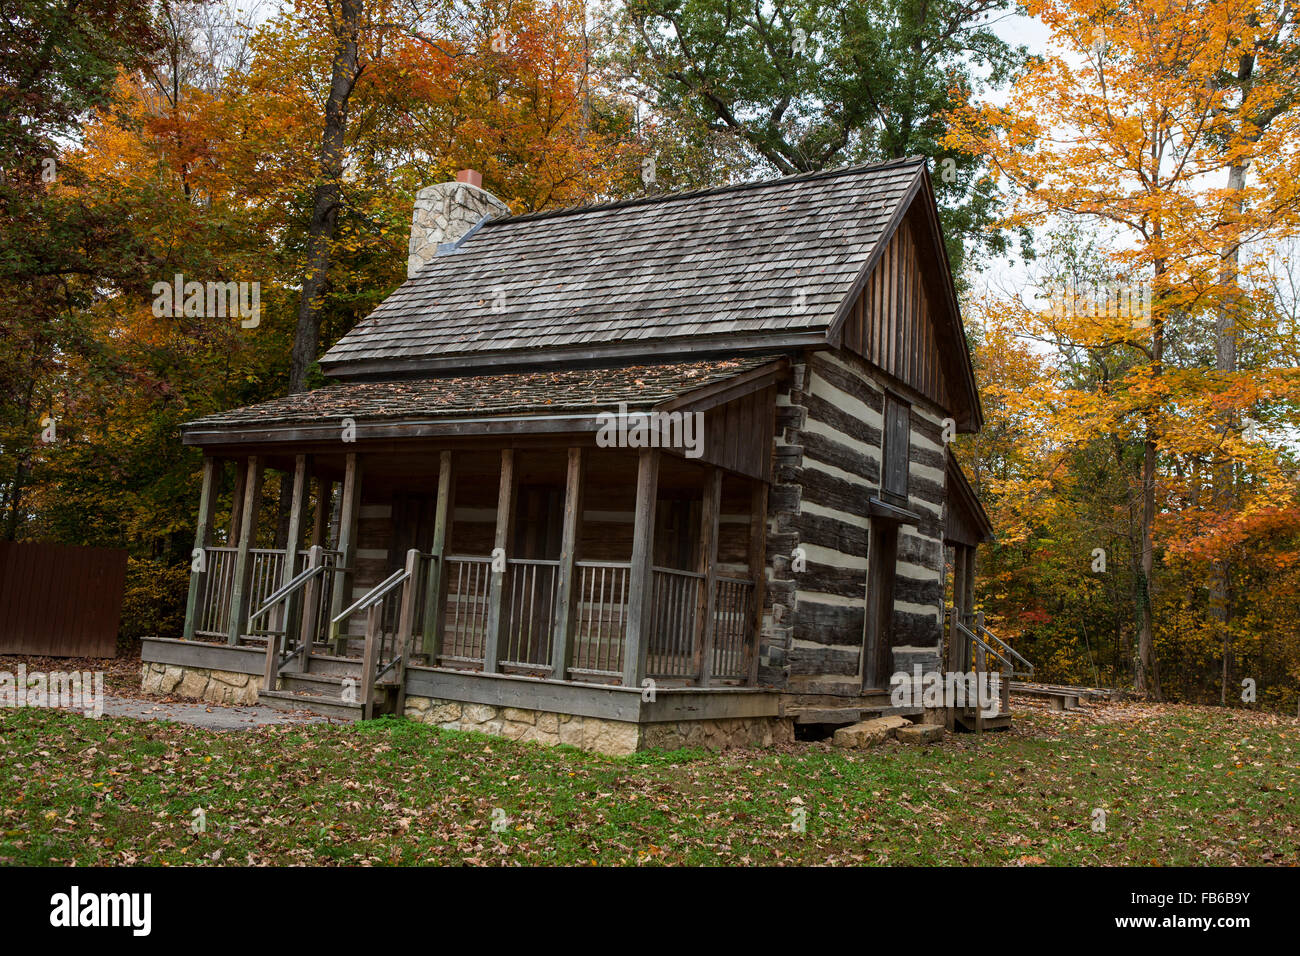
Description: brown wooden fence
0,542,127,657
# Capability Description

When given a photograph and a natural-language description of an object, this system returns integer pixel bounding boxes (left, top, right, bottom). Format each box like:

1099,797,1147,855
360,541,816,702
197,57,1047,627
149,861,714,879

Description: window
882,394,910,503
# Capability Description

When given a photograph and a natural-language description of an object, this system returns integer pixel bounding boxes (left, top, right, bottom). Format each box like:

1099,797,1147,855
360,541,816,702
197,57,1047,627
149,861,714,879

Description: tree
616,0,1027,272
949,0,1300,697
0,0,162,540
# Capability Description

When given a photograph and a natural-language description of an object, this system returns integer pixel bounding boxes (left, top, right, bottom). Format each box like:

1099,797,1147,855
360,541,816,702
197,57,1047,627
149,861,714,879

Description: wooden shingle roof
182,358,779,443
320,158,926,379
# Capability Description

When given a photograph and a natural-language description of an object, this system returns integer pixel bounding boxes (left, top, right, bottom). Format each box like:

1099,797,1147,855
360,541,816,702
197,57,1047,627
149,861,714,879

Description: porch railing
194,546,338,642
201,547,762,689
333,550,434,719
569,561,630,680
949,609,1034,730
440,555,493,667
195,546,238,638
250,546,338,688
647,567,704,681
711,575,755,682
501,558,560,671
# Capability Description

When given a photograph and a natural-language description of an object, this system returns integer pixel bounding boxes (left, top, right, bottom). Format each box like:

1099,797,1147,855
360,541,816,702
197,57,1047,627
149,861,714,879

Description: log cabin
141,157,1021,753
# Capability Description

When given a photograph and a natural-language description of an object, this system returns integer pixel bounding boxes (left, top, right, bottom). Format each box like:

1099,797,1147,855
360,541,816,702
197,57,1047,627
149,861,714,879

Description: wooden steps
279,671,357,695
1011,682,1111,711
258,687,364,721
257,653,388,721
293,653,363,678
952,708,1013,732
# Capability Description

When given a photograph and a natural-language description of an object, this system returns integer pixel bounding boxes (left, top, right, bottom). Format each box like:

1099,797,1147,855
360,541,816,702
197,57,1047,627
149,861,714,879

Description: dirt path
56,693,330,729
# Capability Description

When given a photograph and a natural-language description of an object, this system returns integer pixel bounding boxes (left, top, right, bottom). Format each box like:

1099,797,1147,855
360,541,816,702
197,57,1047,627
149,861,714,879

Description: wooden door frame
861,518,899,691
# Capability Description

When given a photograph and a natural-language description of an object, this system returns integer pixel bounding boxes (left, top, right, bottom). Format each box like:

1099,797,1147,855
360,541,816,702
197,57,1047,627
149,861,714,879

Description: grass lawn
1,700,1296,866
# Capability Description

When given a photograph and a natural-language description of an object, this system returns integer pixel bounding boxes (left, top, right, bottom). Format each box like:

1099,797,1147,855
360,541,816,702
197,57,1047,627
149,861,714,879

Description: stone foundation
141,661,261,706
404,695,794,756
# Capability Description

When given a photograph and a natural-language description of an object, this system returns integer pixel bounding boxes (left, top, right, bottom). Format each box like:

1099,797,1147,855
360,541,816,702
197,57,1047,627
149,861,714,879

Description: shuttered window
882,394,910,502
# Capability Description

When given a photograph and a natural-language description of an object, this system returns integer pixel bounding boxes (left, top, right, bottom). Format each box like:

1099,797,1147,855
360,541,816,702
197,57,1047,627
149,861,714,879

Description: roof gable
829,174,983,431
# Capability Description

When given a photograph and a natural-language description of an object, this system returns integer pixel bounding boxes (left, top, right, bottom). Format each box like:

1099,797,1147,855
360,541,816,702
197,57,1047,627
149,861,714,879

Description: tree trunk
288,0,363,394
1137,432,1161,698
1212,52,1257,705
1137,251,1165,700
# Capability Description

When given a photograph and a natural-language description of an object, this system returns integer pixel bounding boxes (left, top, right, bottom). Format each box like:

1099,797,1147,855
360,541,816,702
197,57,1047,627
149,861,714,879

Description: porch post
745,480,768,686
422,450,454,660
551,447,584,679
309,472,332,548
227,455,264,645
483,448,516,674
956,546,969,618
361,601,383,720
946,605,961,732
622,448,660,688
183,456,220,640
693,466,722,686
277,454,311,643
227,457,248,543
329,453,363,653
964,546,977,620
394,547,421,715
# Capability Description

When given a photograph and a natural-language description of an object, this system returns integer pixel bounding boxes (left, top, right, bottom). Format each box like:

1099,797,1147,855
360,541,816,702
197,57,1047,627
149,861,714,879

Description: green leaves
619,0,1026,272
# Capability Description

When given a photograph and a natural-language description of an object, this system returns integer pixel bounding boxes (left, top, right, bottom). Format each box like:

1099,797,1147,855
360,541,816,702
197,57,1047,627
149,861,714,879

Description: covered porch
182,442,768,695
160,359,788,737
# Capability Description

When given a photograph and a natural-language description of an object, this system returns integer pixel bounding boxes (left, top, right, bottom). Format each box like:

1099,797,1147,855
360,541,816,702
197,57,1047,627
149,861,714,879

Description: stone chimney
407,169,510,277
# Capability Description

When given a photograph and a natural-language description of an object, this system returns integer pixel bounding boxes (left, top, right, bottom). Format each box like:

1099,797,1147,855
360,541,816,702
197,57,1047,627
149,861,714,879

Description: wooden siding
0,542,127,657
944,452,994,547
838,211,952,416
760,350,947,695
665,384,775,482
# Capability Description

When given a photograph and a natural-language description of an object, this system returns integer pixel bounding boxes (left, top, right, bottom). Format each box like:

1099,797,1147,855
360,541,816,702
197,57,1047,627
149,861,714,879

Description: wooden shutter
883,395,911,501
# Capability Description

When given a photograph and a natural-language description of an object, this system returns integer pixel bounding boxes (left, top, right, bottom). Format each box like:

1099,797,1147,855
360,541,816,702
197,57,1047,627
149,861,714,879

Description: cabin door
862,519,899,691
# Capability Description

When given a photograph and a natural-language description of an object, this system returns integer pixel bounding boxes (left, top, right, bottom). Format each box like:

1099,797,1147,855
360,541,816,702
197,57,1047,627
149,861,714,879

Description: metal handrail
974,621,1034,675
955,619,1011,671
957,612,1035,678
332,567,409,625
248,563,325,624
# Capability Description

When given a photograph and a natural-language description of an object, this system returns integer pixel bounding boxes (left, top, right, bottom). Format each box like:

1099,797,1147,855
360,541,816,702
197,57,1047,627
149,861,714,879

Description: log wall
759,349,947,696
